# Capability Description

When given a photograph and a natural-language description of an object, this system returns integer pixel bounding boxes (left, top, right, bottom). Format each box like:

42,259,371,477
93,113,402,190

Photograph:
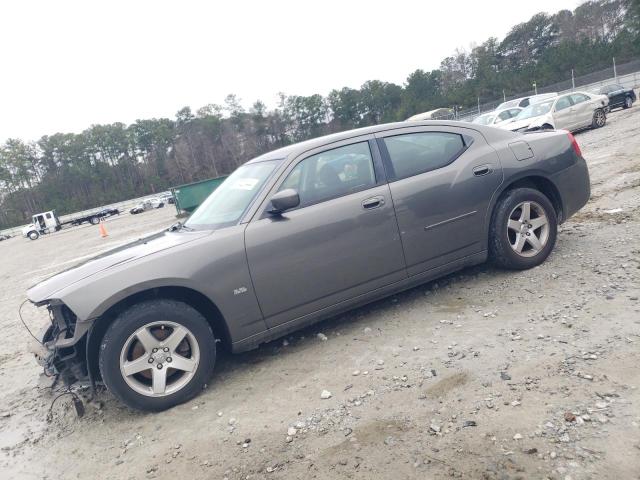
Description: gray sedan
28,121,590,411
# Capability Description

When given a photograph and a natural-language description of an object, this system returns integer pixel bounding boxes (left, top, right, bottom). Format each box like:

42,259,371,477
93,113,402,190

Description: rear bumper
551,156,591,222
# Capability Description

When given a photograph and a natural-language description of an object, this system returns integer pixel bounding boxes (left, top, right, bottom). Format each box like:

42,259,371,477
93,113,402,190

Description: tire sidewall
99,300,216,411
28,231,39,240
490,188,558,270
592,109,606,128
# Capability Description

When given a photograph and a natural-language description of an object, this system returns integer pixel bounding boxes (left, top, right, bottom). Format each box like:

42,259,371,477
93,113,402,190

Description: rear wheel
623,96,633,109
489,188,557,270
592,109,606,128
89,216,100,225
99,299,216,411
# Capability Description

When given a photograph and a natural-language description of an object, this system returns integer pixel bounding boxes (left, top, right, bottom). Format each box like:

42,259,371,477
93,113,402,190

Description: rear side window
383,132,466,180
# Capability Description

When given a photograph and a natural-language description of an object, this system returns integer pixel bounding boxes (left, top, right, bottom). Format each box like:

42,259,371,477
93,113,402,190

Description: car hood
27,229,211,303
503,114,549,131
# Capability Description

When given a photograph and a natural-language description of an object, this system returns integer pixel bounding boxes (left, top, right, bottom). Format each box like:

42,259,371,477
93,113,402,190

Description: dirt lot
1,107,639,480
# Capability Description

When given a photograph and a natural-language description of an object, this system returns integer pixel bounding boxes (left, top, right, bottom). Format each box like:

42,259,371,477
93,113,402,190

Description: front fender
51,225,267,344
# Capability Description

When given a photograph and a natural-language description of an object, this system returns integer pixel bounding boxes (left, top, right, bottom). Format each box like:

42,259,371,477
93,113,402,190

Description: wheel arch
86,286,231,382
484,173,564,250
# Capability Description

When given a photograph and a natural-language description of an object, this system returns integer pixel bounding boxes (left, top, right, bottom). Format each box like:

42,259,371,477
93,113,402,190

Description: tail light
567,132,582,157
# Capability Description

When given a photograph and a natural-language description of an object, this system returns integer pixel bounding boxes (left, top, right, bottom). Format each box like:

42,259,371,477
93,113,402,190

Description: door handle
362,196,385,210
472,165,492,176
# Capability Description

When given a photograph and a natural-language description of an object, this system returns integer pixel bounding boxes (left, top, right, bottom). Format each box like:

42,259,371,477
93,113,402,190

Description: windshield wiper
168,222,194,232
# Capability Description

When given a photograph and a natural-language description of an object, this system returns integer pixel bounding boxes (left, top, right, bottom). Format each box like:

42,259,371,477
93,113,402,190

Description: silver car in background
27,121,591,411
472,107,522,127
505,91,609,132
497,92,558,110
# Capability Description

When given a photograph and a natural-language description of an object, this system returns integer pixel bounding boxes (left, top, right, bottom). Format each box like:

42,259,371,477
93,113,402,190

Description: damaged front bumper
27,300,91,386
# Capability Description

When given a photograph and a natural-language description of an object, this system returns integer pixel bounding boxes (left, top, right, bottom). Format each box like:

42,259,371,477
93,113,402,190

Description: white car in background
497,93,558,110
503,91,609,132
472,107,522,127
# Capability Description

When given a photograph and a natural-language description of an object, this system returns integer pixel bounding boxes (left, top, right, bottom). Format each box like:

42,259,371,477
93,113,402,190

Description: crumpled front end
28,300,91,386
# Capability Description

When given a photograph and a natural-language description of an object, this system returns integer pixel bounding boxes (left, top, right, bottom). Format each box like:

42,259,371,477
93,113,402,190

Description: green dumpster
171,176,228,215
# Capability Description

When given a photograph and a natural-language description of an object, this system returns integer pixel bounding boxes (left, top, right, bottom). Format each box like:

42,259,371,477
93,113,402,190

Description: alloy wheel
119,321,200,397
507,201,550,258
595,110,606,127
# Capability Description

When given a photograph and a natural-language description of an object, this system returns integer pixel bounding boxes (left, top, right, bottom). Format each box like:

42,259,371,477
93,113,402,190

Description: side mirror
269,189,300,214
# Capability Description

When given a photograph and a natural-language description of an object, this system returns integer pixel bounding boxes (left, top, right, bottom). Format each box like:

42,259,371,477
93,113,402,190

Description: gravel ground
1,106,639,480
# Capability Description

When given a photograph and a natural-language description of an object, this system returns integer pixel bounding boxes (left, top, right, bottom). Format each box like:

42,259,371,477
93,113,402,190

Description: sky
0,0,580,142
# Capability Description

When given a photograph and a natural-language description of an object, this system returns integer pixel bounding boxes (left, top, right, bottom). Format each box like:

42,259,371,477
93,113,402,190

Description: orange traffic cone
99,220,108,238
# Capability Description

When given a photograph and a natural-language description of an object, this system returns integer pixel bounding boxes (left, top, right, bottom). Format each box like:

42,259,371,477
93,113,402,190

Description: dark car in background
27,121,591,411
596,84,636,110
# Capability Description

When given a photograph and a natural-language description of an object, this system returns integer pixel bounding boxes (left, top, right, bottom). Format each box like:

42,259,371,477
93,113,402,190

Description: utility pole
477,97,481,114
571,69,575,90
532,82,538,95
613,57,617,79
503,89,506,102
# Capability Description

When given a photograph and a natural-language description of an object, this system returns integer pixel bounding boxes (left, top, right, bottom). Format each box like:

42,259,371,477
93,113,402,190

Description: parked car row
471,87,623,133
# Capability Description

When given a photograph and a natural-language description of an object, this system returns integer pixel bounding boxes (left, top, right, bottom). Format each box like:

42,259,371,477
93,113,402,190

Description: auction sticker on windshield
232,178,259,190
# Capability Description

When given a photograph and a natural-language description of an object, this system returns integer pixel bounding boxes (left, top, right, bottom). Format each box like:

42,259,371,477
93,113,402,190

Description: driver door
244,137,407,328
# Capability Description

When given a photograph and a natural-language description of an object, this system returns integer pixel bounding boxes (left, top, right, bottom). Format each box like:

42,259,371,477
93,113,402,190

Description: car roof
246,120,515,164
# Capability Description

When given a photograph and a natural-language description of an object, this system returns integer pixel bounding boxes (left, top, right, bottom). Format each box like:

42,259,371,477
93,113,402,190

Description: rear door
245,137,407,328
375,125,502,277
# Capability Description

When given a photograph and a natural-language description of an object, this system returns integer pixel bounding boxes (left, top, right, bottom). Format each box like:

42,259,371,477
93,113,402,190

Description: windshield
515,100,554,121
185,160,279,229
472,113,496,125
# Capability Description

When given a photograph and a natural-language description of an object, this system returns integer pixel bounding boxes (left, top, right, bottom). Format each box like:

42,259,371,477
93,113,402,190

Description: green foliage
1,0,639,229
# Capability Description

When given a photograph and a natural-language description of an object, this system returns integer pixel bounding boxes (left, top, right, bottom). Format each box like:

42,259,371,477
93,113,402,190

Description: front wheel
89,216,100,225
99,300,216,411
623,96,633,109
489,188,557,270
28,231,39,240
592,109,606,128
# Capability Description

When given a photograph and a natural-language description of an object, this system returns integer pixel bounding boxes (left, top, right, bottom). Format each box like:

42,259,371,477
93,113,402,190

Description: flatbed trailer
22,208,120,240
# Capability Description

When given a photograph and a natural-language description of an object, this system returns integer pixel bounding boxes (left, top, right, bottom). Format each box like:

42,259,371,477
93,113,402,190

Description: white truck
21,208,120,240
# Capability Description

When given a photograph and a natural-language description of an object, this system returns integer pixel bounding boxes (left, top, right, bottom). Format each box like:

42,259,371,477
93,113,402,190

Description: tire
28,231,39,241
89,216,100,225
489,188,557,270
591,109,606,129
540,124,553,130
623,96,633,109
99,299,216,411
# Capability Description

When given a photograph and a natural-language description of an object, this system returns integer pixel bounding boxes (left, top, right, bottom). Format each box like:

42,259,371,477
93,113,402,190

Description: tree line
1,0,639,229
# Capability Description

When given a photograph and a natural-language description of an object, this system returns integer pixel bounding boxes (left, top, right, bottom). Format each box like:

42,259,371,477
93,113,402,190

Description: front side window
383,132,466,180
555,96,572,111
279,142,376,208
186,160,280,229
497,111,512,122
